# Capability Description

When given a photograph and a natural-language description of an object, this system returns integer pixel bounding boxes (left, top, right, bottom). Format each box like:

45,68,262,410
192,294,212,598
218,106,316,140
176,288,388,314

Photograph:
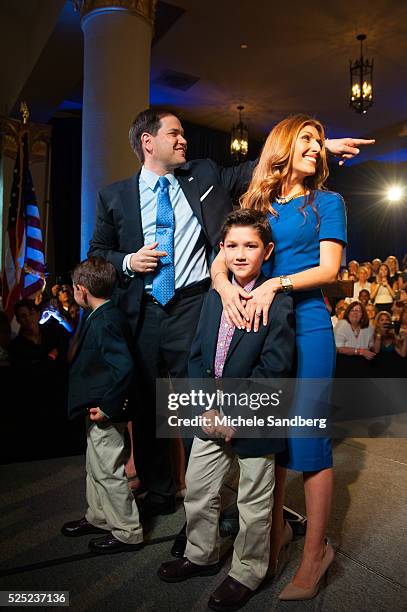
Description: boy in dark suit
61,256,143,554
158,210,295,610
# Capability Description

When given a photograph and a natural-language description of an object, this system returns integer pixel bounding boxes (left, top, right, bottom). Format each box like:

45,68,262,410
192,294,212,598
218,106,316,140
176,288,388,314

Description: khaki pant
184,437,275,590
85,418,143,544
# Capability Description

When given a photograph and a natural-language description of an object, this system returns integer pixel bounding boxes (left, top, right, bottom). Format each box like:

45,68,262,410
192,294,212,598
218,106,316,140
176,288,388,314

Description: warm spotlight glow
387,186,404,202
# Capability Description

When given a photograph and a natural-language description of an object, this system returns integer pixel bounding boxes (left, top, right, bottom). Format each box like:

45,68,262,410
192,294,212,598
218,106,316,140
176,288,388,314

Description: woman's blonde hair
374,310,392,331
240,114,329,216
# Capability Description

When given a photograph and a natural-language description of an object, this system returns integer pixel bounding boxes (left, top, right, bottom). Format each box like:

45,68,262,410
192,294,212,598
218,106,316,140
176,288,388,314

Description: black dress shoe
171,522,187,558
208,576,255,612
61,517,109,538
158,557,220,583
88,534,143,554
139,494,176,521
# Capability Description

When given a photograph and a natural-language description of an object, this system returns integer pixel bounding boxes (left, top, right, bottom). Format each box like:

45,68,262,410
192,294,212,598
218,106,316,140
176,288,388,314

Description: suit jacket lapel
121,171,143,248
224,274,266,365
176,170,205,231
206,292,223,370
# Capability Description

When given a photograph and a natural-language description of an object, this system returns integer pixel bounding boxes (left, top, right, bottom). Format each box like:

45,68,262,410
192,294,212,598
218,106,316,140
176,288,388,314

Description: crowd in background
0,282,83,462
327,254,407,376
0,254,405,462
1,254,406,375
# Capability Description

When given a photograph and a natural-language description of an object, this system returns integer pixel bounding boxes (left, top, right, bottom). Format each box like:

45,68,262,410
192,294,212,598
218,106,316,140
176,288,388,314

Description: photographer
373,311,407,358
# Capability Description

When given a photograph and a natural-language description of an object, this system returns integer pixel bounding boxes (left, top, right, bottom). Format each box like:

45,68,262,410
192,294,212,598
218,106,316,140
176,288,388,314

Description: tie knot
158,176,170,191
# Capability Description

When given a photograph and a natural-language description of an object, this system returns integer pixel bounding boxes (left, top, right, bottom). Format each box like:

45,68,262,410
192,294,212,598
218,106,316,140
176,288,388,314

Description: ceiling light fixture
230,105,248,163
349,34,374,115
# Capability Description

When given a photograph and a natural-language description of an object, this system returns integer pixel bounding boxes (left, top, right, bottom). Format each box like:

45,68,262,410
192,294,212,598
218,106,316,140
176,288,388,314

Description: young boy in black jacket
158,210,295,610
61,256,143,554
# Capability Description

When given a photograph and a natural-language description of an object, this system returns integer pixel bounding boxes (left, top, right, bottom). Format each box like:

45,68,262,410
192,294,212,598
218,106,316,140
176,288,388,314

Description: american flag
2,131,46,321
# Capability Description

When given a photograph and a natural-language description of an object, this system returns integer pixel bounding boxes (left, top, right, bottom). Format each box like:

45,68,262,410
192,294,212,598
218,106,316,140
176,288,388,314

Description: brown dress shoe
61,517,109,537
208,576,255,612
158,557,220,583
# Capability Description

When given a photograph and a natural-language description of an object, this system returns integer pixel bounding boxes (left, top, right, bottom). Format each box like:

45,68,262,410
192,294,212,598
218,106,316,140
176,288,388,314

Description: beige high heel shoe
278,539,334,601
268,521,294,577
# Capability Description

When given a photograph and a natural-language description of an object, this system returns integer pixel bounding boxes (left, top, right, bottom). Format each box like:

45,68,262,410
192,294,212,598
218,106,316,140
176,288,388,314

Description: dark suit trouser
132,291,206,499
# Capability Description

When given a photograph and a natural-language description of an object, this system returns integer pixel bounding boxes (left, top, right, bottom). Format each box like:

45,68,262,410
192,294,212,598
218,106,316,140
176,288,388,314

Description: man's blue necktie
151,176,175,305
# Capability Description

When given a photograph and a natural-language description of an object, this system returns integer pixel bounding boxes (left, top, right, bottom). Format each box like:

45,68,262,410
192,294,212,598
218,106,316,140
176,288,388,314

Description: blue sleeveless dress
262,190,347,472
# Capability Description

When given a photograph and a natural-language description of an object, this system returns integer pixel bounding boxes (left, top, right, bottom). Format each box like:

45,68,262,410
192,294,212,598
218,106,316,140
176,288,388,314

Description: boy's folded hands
201,408,235,443
88,407,108,422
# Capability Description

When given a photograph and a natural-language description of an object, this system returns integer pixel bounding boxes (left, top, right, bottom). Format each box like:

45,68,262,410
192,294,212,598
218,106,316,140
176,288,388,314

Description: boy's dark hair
129,108,176,162
71,256,117,299
14,299,37,317
220,209,273,246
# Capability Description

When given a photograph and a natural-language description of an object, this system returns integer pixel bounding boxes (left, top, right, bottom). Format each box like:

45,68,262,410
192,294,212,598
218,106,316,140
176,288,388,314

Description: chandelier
230,105,248,162
349,34,374,114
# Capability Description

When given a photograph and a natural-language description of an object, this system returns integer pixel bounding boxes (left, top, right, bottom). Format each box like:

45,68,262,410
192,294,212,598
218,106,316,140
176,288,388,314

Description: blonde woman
211,115,347,600
366,303,377,326
351,265,371,300
385,255,400,287
373,310,407,357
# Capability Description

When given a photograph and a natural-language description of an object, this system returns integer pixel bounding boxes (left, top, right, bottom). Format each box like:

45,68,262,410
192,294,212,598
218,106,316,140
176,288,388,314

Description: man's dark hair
220,209,273,246
71,256,117,299
129,108,176,162
14,299,37,318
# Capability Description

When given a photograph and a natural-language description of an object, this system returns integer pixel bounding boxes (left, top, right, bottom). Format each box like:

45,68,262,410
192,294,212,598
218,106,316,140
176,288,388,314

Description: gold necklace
275,189,307,204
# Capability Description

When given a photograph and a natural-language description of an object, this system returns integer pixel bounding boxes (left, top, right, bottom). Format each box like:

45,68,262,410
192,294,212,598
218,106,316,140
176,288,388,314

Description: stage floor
1,438,406,611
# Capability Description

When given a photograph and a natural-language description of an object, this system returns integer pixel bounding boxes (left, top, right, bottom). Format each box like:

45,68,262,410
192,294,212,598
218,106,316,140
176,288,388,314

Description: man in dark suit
62,256,143,554
88,109,255,517
158,209,295,611
88,108,372,517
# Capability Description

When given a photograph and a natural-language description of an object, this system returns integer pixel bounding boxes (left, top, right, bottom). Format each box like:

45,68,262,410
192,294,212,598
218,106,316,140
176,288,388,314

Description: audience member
362,261,374,282
331,299,347,327
399,306,407,339
371,258,382,277
8,299,68,368
366,303,377,327
68,302,80,330
358,289,371,307
351,266,371,300
334,302,375,359
385,255,400,287
348,260,359,277
371,264,396,313
373,311,407,358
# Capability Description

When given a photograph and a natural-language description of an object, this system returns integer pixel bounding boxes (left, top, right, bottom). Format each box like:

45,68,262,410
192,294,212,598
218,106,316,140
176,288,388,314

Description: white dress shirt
123,166,209,292
334,319,374,349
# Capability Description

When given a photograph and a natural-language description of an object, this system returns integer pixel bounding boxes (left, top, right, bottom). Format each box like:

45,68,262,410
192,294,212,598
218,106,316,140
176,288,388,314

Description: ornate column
75,0,157,257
